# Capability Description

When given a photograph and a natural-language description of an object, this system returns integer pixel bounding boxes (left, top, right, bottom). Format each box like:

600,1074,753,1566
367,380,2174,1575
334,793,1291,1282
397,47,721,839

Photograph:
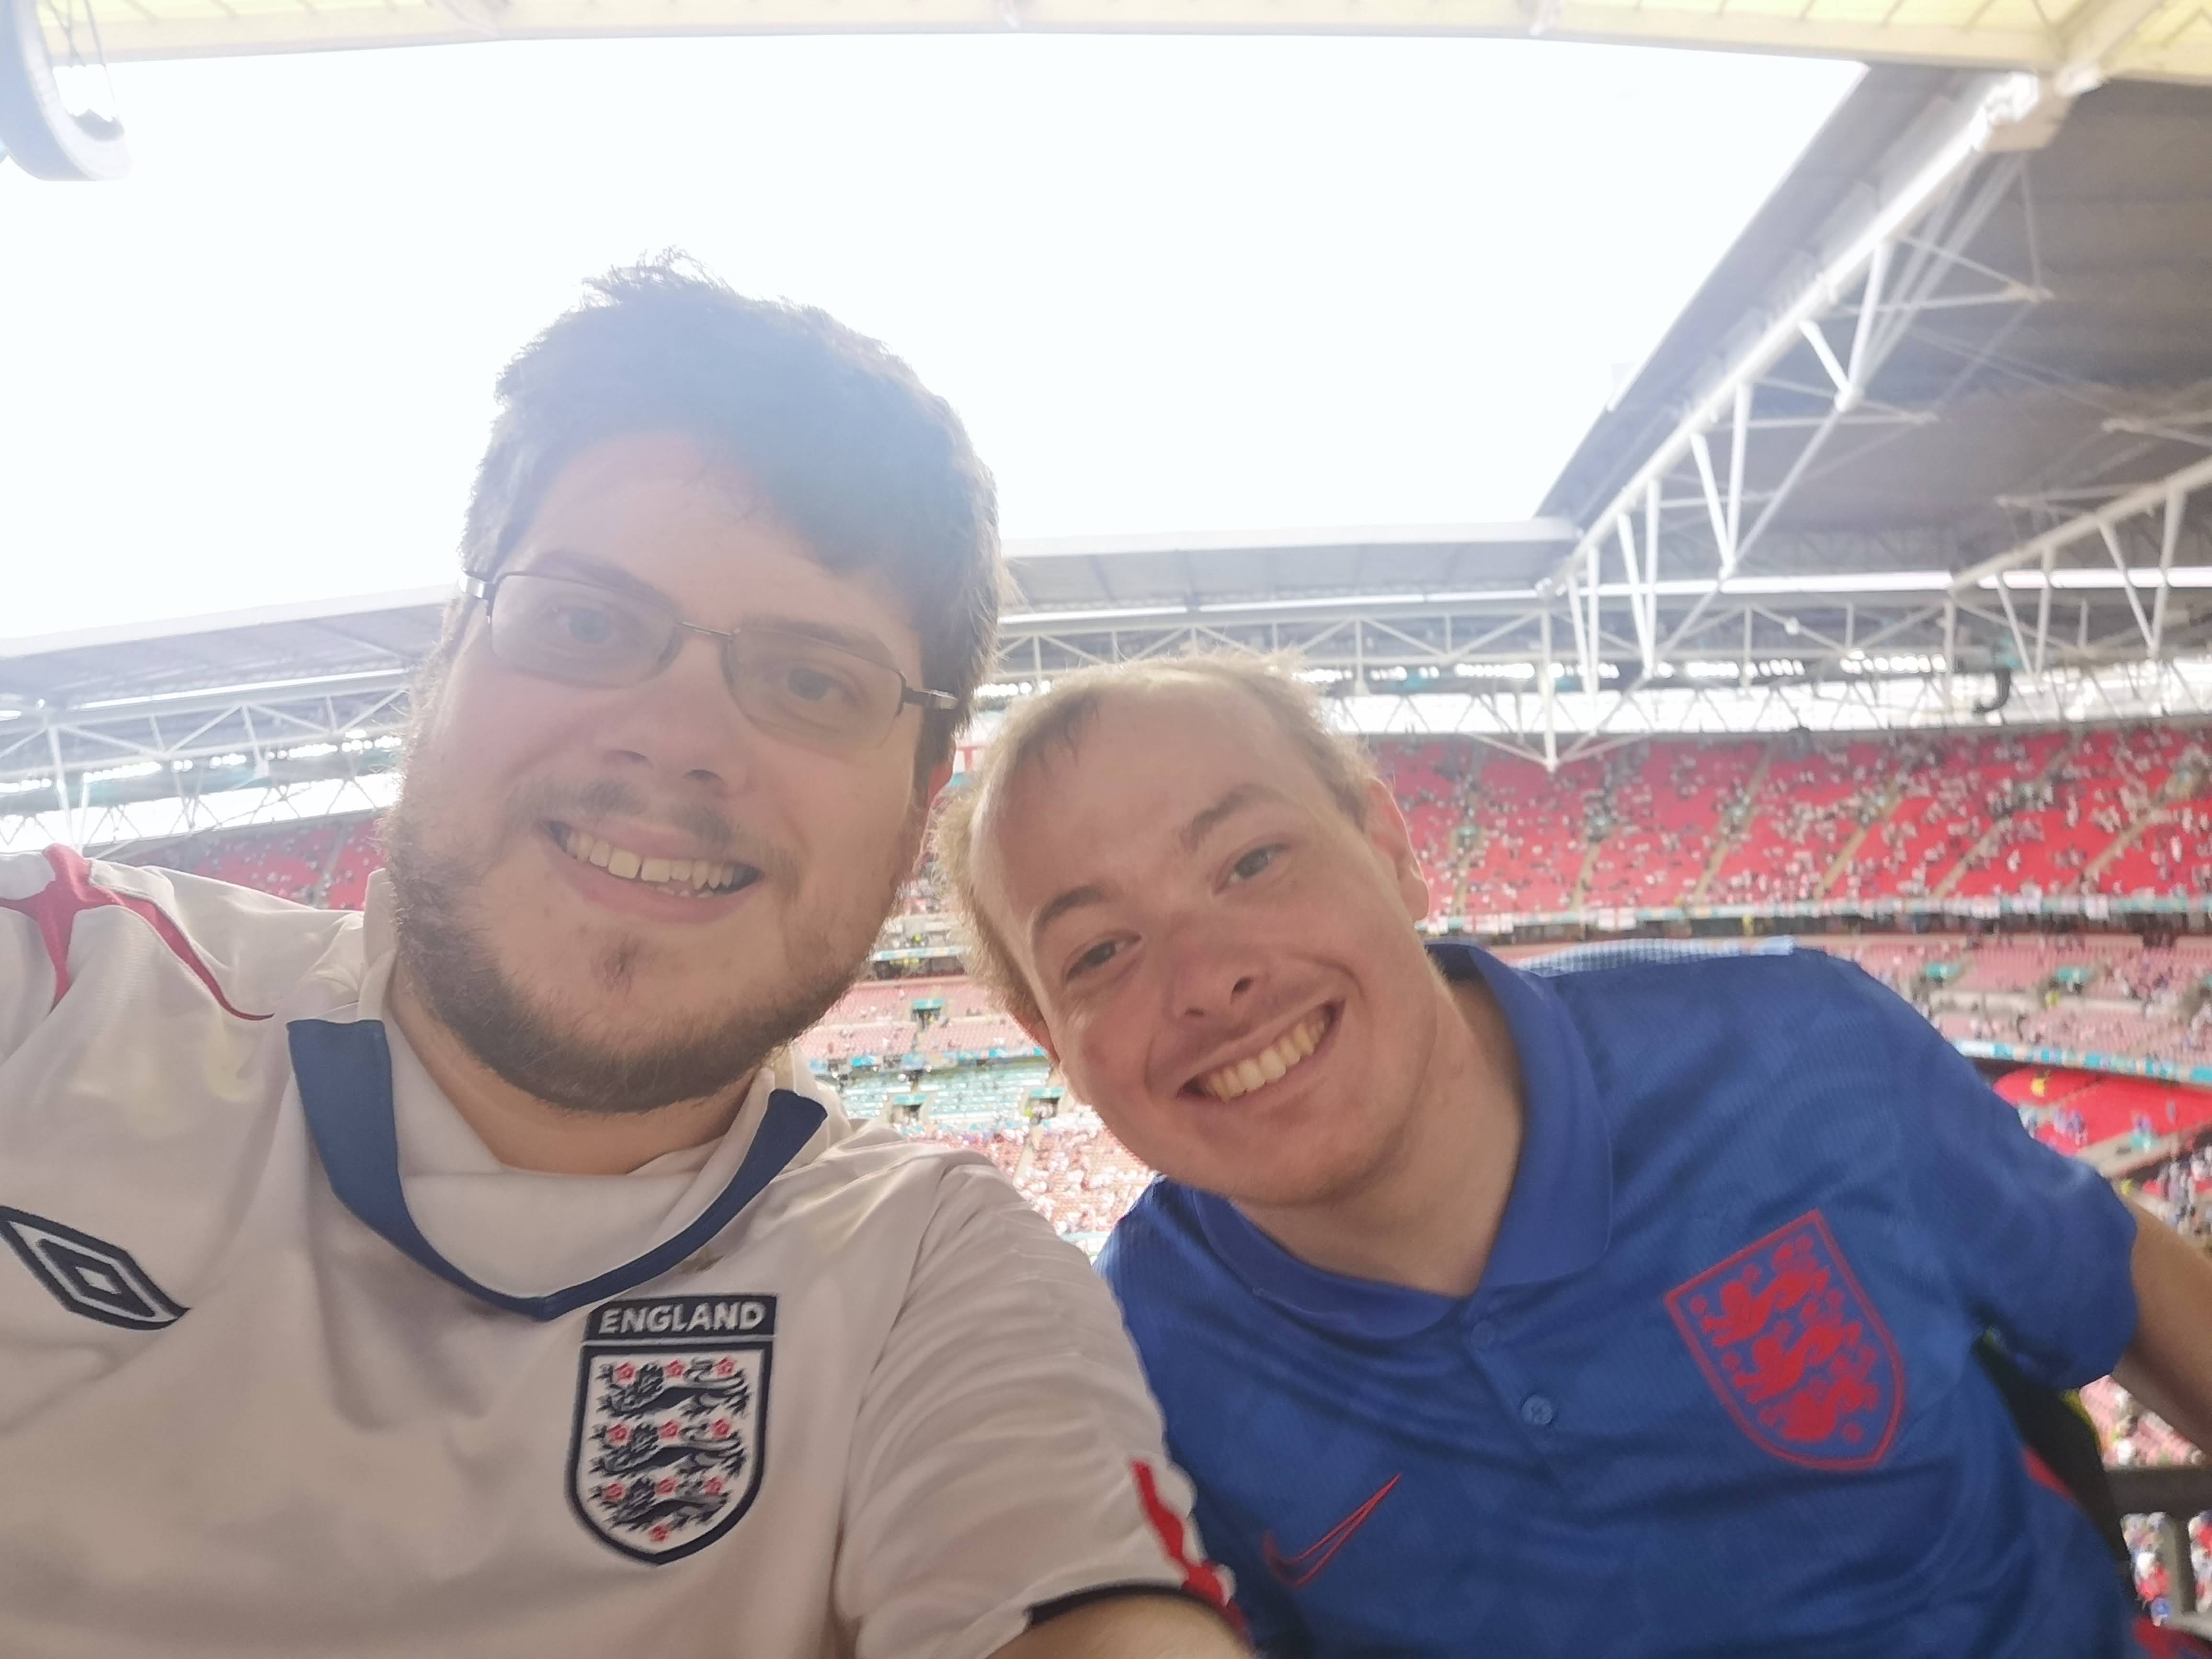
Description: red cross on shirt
0,844,267,1019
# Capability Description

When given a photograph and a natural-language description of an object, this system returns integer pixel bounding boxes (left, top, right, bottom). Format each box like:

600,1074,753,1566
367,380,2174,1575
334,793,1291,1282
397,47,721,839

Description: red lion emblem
1665,1210,1904,1470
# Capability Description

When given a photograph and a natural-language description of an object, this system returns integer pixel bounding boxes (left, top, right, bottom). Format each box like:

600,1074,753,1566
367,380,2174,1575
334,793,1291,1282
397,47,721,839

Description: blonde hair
935,650,1378,1031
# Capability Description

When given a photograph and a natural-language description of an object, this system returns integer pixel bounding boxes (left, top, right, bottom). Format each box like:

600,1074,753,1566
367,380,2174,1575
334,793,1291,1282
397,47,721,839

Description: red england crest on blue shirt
1665,1210,1904,1471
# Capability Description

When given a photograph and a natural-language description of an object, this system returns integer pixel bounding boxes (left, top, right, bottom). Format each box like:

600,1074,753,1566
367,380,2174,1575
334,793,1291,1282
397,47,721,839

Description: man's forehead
515,433,924,668
538,431,763,512
1031,680,1293,784
991,684,1316,874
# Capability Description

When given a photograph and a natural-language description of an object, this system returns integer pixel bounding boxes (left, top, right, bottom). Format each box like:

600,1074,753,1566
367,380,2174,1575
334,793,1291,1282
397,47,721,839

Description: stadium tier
1375,722,2212,921
124,721,2212,926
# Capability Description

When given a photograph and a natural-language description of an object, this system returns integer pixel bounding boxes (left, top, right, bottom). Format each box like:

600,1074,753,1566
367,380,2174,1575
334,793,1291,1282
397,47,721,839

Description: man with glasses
0,262,1242,1659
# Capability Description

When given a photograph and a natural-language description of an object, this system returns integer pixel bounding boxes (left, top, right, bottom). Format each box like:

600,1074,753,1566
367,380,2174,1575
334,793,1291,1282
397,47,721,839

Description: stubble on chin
380,783,910,1118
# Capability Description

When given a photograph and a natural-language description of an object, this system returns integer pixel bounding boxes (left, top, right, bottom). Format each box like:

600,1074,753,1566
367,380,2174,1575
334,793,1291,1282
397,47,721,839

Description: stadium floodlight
0,0,128,180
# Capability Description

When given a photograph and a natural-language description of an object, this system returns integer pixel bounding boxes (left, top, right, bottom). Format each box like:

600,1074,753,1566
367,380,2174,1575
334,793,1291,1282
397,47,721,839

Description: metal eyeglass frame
462,571,959,737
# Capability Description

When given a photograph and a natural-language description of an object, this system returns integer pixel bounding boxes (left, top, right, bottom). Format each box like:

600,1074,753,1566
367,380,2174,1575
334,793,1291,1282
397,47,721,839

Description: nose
1164,926,1266,1023
592,630,759,795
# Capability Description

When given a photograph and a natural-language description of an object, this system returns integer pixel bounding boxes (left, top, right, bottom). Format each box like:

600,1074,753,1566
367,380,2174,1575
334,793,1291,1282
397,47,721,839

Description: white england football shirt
0,848,1226,1659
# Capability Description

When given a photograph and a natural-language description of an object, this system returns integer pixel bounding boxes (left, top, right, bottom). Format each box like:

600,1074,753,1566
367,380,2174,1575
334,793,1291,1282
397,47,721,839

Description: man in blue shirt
937,652,2212,1657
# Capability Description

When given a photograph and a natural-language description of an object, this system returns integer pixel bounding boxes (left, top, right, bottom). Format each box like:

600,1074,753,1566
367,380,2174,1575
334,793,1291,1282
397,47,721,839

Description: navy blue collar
1191,939,1613,1341
287,1018,825,1323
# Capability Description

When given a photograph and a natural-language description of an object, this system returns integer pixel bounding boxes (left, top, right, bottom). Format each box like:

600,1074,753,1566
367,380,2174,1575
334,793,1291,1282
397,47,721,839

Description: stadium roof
64,0,2212,84
1543,71,2212,557
8,65,2212,845
1528,67,2212,761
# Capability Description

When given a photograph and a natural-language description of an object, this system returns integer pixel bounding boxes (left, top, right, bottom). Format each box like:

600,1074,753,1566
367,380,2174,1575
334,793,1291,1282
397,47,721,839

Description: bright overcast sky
0,36,1858,643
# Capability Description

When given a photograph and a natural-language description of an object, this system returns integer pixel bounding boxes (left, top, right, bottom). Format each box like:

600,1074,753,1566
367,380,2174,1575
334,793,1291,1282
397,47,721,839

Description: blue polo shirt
1100,942,2146,1657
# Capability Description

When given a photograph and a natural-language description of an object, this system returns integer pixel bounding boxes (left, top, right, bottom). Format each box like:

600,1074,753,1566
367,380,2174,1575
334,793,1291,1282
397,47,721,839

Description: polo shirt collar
1191,939,1613,1341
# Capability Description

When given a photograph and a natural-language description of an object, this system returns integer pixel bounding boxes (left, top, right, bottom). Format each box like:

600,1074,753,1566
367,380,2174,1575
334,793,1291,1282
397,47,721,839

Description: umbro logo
0,1207,186,1330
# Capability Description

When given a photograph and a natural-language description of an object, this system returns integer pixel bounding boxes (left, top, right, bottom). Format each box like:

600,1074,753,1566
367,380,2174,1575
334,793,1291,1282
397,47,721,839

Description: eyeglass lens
487,572,908,748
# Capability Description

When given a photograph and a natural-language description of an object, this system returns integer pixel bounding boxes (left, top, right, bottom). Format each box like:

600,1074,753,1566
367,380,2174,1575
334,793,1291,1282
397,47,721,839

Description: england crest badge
569,1294,774,1564
1665,1210,1904,1471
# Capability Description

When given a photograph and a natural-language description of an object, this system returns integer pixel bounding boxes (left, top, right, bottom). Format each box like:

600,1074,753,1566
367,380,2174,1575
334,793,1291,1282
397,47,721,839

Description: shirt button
1470,1319,1500,1349
1521,1394,1557,1428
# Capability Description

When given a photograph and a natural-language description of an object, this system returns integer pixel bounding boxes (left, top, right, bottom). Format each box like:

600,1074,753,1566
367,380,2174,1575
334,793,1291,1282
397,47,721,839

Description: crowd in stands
1374,722,2212,917
135,722,2212,930
145,817,383,909
1831,933,2212,1074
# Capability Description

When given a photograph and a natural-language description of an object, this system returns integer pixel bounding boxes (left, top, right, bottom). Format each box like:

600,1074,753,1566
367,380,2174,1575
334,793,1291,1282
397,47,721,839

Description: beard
381,774,911,1116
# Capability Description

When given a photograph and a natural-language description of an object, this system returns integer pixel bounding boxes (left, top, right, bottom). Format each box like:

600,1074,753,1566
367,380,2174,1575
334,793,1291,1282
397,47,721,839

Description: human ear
1361,775,1432,924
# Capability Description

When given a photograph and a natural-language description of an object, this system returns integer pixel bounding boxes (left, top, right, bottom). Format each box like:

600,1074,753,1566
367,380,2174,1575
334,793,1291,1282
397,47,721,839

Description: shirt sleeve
0,852,60,1067
1181,1479,1307,1658
836,1161,1236,1659
1839,960,2140,1389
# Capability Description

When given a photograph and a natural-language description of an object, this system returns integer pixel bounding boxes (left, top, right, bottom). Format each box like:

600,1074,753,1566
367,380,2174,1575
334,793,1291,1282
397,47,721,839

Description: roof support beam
2100,521,2159,650
1543,73,2057,681
1948,450,2212,596
2154,490,2186,654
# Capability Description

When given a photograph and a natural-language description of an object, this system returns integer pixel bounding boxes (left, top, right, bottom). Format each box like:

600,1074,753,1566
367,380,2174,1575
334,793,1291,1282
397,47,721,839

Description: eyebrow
749,615,900,671
1026,783,1291,954
1176,782,1293,854
1029,883,1113,954
522,549,674,608
516,550,902,671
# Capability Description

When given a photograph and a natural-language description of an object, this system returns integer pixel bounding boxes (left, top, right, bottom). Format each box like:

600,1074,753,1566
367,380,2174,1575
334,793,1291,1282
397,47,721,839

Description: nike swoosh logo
1261,1473,1402,1589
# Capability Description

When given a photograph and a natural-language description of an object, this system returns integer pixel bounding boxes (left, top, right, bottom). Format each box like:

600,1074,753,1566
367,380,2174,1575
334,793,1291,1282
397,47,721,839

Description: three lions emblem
570,1295,774,1563
1665,1211,1904,1471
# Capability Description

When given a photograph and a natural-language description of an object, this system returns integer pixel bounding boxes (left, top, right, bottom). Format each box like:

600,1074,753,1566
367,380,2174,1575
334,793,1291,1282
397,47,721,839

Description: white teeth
556,828,744,898
1197,1008,1333,1102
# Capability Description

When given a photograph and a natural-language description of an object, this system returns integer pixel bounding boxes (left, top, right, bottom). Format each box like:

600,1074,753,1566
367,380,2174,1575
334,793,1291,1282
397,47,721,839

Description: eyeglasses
464,570,957,753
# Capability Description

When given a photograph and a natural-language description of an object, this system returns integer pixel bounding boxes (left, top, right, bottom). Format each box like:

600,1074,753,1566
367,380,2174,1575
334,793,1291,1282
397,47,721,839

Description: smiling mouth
551,824,761,899
1191,1004,1336,1102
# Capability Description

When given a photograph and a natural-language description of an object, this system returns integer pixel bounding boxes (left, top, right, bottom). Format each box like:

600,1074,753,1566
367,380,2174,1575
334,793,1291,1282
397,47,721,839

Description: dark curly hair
434,255,1000,779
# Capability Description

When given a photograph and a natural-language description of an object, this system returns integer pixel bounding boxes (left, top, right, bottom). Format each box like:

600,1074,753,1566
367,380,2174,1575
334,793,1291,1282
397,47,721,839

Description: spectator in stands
943,649,2212,1659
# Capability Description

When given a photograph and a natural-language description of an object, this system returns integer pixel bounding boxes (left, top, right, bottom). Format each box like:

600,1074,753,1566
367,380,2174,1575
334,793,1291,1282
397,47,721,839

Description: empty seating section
2008,1071,2212,1154
836,1060,1056,1123
794,976,1033,1062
